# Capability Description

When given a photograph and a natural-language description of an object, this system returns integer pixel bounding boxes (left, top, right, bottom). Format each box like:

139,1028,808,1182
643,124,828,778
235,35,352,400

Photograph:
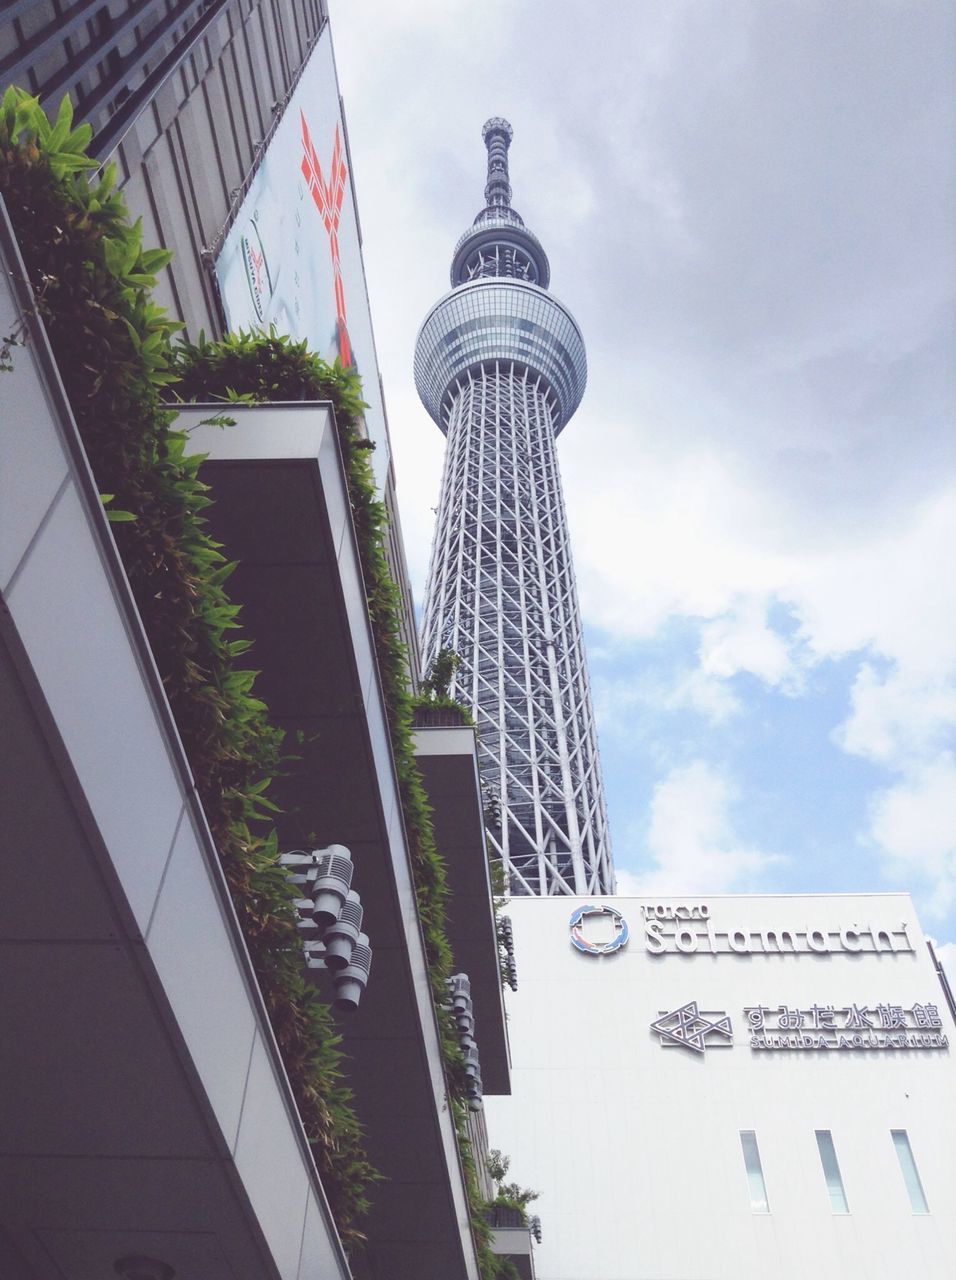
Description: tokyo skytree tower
415,119,615,897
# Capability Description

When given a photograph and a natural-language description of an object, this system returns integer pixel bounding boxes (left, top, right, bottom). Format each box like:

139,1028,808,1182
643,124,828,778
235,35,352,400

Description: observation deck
414,277,587,434
414,118,586,433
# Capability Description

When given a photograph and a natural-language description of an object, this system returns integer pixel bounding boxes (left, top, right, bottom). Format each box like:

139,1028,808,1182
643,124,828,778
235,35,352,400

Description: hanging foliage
2,86,525,1278
0,88,374,1240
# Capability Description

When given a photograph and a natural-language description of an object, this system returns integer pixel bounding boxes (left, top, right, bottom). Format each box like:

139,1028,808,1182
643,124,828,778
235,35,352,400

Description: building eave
413,724,512,1095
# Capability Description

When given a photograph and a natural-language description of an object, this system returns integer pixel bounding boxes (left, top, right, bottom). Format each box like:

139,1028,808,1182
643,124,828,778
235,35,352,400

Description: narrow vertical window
815,1130,849,1213
891,1130,929,1213
740,1130,770,1213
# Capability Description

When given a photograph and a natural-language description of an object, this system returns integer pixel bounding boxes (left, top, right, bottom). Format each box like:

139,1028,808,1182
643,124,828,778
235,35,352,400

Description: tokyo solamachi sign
640,903,914,957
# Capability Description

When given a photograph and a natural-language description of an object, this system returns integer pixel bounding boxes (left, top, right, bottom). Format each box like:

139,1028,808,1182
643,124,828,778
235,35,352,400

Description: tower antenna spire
481,117,514,210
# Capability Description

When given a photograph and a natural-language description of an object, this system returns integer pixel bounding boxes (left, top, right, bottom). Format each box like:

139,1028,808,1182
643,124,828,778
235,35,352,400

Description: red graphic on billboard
300,111,352,367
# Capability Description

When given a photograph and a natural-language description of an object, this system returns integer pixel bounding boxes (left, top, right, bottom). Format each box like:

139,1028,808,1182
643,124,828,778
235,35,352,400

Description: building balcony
412,721,511,1096
483,1207,537,1280
412,703,473,728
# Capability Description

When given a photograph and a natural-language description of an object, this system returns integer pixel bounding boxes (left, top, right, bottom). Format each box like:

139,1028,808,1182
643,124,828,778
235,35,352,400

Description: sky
328,1,956,958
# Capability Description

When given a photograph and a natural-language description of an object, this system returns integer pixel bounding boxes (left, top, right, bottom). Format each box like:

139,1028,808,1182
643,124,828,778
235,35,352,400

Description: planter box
413,703,473,728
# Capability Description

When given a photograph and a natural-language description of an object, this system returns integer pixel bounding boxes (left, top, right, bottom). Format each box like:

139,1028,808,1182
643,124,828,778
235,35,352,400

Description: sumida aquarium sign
649,998,948,1056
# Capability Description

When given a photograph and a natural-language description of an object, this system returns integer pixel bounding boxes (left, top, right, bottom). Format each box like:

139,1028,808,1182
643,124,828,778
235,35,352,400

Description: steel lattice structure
415,119,615,897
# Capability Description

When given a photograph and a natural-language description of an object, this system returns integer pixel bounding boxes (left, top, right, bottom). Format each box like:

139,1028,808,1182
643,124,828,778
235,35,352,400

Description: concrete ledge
414,725,512,1096
490,1226,535,1280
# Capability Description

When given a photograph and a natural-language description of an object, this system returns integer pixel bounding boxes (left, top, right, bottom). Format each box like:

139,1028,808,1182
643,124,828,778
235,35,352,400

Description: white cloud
568,426,956,906
568,424,956,684
623,761,782,894
592,662,741,744
613,867,654,898
576,448,956,930
837,665,956,770
668,665,742,724
867,757,956,919
698,599,799,689
569,430,781,642
785,489,956,676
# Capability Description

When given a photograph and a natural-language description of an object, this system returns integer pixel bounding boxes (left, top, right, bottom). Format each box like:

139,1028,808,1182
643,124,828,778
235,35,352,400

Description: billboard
215,28,391,487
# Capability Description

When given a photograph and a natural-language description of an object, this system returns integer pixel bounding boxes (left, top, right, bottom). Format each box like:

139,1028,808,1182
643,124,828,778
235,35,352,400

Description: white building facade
485,893,956,1280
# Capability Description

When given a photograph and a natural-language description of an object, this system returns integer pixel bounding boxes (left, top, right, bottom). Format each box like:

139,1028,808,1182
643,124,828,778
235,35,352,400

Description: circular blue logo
569,903,629,956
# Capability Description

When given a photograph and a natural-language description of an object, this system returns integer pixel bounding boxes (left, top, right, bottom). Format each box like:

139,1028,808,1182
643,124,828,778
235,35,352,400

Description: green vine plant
0,267,54,371
0,88,372,1241
1,87,527,1277
0,315,25,370
473,1148,538,1280
488,858,516,992
168,330,500,1212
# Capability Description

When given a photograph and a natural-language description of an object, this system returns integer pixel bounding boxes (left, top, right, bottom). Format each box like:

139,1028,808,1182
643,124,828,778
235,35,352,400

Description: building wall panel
487,893,956,1280
1,0,327,337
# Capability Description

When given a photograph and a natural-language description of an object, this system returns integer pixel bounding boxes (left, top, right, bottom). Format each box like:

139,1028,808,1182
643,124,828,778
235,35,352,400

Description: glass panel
892,1130,929,1213
815,1130,849,1213
740,1130,770,1213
